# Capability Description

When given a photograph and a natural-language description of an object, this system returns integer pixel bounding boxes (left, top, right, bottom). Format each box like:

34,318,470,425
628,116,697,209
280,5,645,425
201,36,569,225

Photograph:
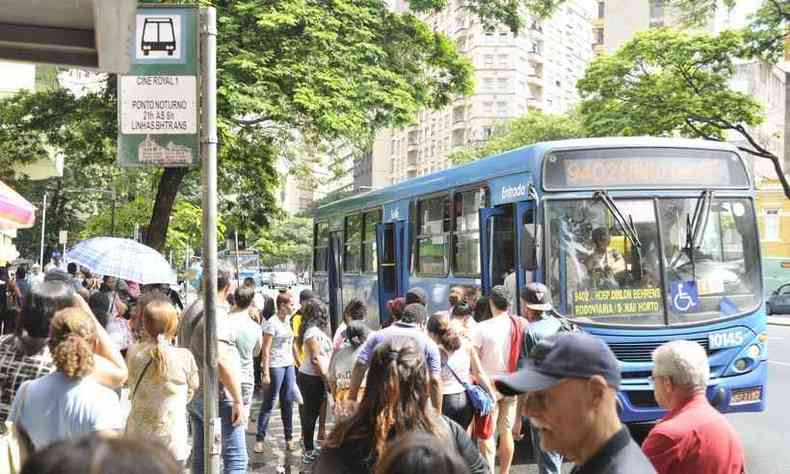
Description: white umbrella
65,236,176,285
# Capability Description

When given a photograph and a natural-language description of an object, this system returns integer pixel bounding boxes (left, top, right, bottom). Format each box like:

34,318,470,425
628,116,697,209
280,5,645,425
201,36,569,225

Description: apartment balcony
527,74,543,87
527,51,544,64
527,98,542,109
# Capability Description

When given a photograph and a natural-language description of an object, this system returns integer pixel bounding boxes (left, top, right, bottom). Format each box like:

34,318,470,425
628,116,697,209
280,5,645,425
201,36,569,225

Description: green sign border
118,4,199,168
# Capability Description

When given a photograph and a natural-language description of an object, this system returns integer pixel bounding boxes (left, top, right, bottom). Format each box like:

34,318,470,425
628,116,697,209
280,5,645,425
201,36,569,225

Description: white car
270,271,298,289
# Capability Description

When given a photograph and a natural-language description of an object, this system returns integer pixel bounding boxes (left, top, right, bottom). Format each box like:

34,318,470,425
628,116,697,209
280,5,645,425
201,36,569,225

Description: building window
484,54,494,67
765,209,781,241
498,54,508,67
595,28,604,45
497,78,508,91
453,105,465,123
416,195,450,275
483,77,494,90
313,222,329,272
496,101,508,117
453,189,486,275
483,101,494,115
649,1,665,27
362,209,381,273
452,128,466,146
598,1,605,19
343,214,362,273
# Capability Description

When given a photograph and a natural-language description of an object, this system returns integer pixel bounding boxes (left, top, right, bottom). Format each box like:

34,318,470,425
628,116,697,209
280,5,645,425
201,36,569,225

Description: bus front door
376,221,406,326
327,231,344,333
479,201,537,315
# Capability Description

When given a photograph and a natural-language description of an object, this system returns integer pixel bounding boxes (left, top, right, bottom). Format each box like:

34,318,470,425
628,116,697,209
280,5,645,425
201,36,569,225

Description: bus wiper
594,191,643,281
682,189,713,280
593,191,642,250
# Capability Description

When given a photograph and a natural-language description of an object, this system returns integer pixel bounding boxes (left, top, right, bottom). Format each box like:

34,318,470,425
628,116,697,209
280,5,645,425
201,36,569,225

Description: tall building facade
374,0,595,184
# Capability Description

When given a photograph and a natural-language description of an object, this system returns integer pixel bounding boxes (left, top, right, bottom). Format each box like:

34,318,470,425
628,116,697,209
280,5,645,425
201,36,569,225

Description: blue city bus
313,137,767,422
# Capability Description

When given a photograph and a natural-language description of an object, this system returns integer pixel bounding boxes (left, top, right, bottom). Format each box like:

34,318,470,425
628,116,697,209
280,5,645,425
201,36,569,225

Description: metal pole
110,188,116,237
38,192,47,267
234,229,241,287
200,8,220,474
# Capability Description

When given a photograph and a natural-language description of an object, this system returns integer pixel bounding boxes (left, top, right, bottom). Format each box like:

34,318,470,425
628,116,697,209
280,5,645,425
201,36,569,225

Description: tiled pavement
234,390,563,474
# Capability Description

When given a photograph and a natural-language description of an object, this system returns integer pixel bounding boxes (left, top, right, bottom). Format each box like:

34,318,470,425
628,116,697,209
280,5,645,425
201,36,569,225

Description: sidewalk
768,315,790,326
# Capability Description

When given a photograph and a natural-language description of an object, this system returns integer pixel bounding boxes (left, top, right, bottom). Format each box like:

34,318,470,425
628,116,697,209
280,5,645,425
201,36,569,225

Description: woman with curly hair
9,307,122,451
296,298,333,465
316,337,488,474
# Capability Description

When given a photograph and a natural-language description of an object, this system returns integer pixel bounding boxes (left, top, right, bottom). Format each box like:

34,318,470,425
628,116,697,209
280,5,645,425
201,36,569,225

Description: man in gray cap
495,333,655,474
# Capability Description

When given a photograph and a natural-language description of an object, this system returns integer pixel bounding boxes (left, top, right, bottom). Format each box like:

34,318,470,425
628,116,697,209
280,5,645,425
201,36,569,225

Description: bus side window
314,222,329,272
343,214,362,273
416,195,450,276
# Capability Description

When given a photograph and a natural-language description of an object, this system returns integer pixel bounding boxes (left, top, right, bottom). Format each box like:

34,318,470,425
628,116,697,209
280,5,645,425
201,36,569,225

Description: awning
0,180,35,229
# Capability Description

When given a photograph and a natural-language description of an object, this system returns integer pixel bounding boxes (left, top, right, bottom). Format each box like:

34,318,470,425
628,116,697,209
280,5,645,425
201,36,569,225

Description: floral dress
125,341,199,461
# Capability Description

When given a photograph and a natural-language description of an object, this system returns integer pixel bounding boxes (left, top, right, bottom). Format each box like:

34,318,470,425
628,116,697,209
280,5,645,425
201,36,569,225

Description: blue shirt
10,372,122,450
356,322,441,377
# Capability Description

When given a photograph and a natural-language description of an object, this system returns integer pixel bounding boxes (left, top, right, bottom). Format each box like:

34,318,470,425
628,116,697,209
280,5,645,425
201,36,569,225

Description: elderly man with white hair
642,340,745,474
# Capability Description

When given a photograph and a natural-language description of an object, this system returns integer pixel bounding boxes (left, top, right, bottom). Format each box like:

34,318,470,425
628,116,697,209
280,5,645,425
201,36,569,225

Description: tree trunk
145,167,189,251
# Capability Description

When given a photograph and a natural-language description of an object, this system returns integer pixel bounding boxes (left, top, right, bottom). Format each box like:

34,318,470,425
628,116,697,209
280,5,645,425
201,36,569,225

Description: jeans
256,366,296,441
188,396,248,474
297,371,326,452
442,391,473,430
527,417,563,474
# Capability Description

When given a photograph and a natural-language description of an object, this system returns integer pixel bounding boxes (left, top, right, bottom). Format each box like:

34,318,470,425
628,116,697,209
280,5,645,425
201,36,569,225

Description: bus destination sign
543,148,749,190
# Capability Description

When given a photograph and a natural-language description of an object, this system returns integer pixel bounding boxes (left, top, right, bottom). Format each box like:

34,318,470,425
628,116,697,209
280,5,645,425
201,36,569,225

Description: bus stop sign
117,4,199,167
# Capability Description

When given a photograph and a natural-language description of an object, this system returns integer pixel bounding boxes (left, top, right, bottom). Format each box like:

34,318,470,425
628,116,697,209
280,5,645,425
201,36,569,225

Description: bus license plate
730,387,761,405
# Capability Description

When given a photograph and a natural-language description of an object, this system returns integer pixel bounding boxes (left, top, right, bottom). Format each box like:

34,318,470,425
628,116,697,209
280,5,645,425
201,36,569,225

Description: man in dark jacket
495,333,656,474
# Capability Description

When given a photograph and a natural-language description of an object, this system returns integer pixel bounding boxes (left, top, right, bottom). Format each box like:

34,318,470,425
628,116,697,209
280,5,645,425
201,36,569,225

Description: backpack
552,311,583,334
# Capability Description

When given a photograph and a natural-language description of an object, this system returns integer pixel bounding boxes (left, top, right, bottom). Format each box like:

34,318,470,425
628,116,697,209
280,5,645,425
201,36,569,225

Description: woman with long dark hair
296,298,332,465
316,338,488,474
427,311,495,430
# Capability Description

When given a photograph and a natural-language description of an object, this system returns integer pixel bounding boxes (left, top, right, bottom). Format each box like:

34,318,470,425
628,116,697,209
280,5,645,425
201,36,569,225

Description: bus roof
316,137,741,218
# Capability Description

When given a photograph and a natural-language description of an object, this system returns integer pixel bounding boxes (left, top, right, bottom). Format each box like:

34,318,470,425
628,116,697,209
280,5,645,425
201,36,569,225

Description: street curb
767,316,790,327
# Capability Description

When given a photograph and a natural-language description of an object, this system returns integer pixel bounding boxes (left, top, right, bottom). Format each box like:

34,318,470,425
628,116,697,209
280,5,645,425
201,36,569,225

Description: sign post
59,230,67,258
118,5,199,167
199,7,220,474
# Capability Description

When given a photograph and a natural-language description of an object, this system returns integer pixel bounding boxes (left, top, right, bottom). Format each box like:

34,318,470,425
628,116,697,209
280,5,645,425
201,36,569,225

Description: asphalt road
728,323,790,474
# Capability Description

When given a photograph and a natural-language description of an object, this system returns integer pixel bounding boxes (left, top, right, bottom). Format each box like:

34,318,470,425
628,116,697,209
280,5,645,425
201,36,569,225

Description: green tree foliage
0,0,566,257
671,0,788,62
577,28,790,198
449,110,585,164
255,216,313,271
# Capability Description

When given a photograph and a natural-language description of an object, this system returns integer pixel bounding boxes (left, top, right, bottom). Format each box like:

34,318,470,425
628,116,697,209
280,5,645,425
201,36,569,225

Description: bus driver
585,227,623,289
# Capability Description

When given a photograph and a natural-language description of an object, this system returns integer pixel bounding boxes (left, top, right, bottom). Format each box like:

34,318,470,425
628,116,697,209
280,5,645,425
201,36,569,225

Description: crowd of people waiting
0,260,746,474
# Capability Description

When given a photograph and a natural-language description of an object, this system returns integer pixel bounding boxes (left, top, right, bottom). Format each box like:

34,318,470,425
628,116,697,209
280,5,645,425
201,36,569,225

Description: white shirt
262,315,294,368
471,314,513,378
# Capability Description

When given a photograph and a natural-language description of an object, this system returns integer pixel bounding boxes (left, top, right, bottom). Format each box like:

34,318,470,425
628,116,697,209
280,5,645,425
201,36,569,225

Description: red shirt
642,393,744,474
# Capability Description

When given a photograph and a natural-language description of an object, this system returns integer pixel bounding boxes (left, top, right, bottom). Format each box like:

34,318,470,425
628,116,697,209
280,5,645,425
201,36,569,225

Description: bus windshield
547,197,760,326
660,197,760,323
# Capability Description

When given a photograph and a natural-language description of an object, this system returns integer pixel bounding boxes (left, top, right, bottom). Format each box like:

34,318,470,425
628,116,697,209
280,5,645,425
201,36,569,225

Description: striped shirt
0,334,55,424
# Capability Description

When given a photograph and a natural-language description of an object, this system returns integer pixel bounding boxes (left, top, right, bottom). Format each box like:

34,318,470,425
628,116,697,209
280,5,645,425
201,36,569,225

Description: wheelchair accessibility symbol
671,281,699,312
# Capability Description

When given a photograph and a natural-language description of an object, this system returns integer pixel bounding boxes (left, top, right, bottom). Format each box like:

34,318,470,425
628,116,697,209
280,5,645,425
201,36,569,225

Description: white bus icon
141,17,176,56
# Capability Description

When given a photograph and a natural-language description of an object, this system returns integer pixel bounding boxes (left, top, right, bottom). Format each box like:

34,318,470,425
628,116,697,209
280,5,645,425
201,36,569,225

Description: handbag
0,383,31,474
443,360,494,416
130,357,154,402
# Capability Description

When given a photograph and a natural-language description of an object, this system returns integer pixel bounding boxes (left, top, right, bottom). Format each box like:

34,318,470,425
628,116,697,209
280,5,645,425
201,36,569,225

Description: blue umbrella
65,237,177,285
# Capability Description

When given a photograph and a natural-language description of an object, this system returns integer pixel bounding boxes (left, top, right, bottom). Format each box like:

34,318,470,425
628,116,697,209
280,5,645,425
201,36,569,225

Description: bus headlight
747,344,761,358
733,358,749,372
